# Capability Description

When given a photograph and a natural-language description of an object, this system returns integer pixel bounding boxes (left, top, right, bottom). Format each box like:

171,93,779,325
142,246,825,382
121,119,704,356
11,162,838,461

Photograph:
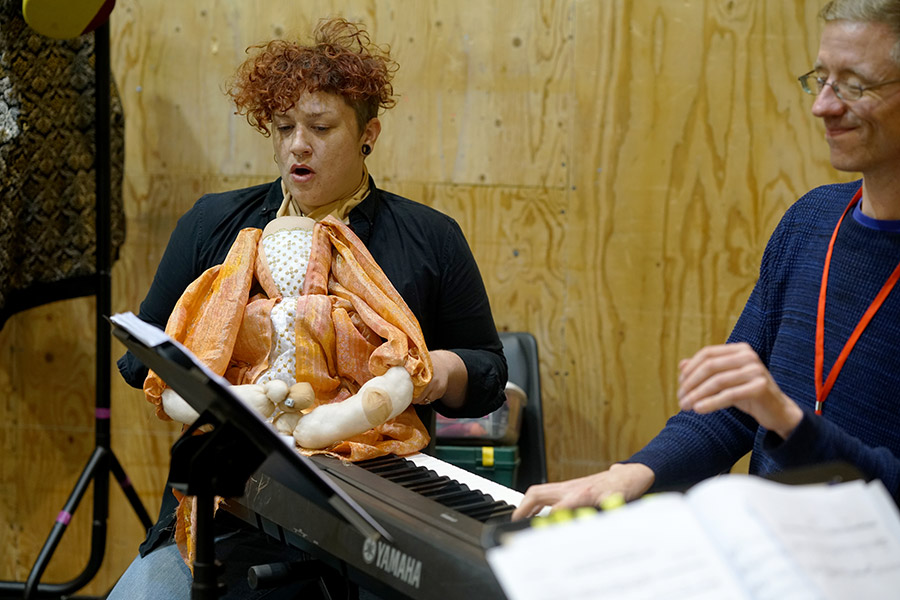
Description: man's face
812,20,900,179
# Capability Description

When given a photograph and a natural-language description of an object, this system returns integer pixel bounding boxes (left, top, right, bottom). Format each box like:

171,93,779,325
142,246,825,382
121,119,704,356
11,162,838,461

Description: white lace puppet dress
254,216,316,391
248,215,418,449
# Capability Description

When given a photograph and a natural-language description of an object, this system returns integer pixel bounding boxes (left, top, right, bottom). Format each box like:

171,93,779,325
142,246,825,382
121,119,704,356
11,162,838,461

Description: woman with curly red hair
111,17,506,599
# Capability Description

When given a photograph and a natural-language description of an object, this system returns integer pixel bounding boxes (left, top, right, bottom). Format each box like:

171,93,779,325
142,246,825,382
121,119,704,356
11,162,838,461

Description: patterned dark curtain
0,0,125,329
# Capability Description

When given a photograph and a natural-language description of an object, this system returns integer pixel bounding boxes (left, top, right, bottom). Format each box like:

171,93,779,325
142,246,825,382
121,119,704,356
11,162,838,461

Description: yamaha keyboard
226,452,521,599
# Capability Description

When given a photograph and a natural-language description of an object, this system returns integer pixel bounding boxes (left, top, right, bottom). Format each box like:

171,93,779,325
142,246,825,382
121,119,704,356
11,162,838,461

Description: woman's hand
678,342,803,439
414,350,468,409
512,463,655,520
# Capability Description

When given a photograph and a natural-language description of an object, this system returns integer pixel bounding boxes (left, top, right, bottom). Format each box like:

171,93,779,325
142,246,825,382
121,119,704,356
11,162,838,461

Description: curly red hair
227,18,398,136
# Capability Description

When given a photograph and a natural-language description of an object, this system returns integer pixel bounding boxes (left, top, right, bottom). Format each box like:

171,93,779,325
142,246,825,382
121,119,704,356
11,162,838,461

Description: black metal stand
248,560,359,599
0,22,152,600
248,559,359,599
110,314,391,600
168,417,269,600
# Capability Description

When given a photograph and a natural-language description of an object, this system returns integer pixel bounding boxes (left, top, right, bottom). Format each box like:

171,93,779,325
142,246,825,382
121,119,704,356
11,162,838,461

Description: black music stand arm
168,415,268,600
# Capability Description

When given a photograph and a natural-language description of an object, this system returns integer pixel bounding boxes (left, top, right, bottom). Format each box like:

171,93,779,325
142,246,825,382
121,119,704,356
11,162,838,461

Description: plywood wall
1,0,854,593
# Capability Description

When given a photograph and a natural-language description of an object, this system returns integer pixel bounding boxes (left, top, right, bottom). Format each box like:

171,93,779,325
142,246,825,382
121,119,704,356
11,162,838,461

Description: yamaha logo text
362,538,422,589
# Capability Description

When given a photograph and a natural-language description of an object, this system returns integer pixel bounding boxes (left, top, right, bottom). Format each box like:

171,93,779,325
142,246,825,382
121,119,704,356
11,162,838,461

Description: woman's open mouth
291,164,315,182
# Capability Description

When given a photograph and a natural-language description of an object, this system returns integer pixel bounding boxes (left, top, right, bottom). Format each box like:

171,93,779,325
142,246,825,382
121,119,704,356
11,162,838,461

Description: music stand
109,312,390,600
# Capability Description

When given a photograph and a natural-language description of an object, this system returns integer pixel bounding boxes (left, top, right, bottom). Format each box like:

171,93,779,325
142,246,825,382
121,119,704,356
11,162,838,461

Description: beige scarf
277,164,370,222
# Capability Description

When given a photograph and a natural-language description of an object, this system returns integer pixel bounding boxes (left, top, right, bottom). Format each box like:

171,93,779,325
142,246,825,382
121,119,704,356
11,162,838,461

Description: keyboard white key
406,452,526,508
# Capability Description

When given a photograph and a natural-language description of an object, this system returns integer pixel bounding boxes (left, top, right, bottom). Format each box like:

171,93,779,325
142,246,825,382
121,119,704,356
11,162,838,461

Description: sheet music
110,311,169,347
486,476,900,600
690,477,900,600
686,477,825,600
486,494,751,600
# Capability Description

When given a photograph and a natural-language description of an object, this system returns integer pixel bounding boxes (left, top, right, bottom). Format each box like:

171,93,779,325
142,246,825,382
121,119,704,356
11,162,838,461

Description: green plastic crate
434,445,520,489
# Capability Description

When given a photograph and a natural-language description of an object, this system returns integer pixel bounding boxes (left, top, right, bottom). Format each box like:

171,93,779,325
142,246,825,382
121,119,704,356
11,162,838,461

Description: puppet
144,215,433,457
143,215,434,566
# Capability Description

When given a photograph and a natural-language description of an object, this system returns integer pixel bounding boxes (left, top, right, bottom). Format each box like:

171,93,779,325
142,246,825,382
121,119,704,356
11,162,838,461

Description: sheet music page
486,493,751,600
690,476,900,600
110,311,170,347
684,476,825,600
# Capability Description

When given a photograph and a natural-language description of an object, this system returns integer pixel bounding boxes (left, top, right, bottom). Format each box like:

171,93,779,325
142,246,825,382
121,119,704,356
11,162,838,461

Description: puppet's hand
278,382,315,412
231,383,278,419
292,366,413,449
161,388,200,425
233,379,315,419
271,382,316,435
161,379,310,427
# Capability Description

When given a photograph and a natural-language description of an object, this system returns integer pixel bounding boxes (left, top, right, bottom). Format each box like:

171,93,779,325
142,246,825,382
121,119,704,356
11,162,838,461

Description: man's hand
512,462,655,520
677,342,803,439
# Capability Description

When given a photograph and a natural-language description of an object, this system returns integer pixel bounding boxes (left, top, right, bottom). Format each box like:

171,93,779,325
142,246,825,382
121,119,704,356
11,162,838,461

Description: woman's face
271,91,380,212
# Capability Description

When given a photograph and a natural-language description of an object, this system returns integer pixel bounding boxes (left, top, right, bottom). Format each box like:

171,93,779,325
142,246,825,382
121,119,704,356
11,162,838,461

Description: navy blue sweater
630,181,900,502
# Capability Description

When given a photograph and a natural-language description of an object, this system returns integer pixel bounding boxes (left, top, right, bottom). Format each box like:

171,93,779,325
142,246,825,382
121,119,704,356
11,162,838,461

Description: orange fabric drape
143,216,432,568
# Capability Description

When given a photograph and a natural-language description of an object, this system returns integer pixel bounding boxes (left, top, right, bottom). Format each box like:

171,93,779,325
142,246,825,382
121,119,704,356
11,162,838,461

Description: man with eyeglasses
514,0,900,520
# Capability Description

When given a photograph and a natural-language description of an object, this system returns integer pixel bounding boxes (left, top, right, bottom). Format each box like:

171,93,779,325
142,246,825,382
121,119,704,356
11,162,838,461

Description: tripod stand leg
16,447,108,600
109,452,153,529
0,447,155,600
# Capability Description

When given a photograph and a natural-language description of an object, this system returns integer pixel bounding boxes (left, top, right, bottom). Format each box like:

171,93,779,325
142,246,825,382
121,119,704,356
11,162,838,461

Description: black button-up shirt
118,177,507,419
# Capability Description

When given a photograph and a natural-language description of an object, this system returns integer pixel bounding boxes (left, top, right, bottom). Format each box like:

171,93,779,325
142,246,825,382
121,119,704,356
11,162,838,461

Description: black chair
498,331,547,492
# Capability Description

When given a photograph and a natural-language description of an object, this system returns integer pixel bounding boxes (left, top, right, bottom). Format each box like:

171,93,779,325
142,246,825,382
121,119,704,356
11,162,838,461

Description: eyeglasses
798,69,900,101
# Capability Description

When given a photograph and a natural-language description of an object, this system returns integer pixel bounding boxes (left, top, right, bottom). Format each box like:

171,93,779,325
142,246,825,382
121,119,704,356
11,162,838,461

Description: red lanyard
815,186,900,415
